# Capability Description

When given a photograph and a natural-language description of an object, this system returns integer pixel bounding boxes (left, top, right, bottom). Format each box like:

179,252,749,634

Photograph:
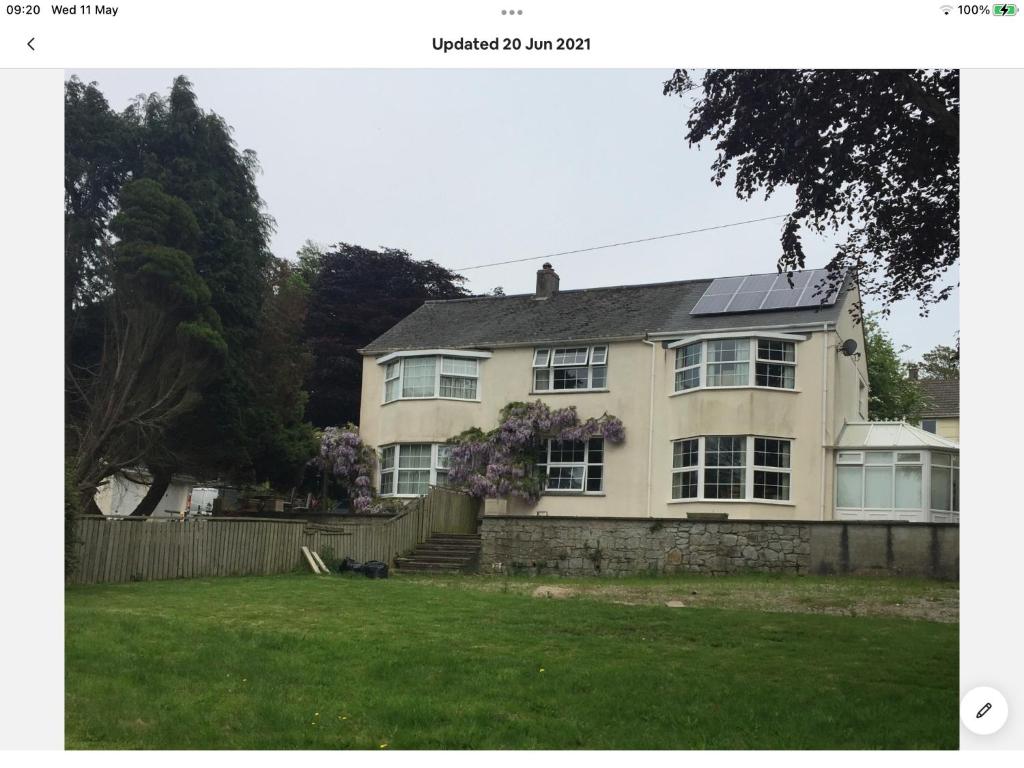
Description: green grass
65,574,958,749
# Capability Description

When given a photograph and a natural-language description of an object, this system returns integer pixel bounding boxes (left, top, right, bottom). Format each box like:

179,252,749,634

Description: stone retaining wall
480,516,958,579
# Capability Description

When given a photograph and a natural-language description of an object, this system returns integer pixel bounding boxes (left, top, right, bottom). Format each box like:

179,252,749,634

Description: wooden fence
69,487,480,585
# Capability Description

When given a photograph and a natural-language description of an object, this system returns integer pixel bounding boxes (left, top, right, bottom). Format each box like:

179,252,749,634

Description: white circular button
960,686,1008,736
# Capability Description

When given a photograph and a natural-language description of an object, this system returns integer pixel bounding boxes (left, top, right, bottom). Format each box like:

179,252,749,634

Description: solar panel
689,269,841,315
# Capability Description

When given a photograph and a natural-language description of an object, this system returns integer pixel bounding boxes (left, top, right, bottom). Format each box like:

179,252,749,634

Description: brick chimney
535,262,560,299
908,364,919,381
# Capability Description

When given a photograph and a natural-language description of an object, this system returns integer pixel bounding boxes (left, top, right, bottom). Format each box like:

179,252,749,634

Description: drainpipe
642,337,658,518
819,322,829,521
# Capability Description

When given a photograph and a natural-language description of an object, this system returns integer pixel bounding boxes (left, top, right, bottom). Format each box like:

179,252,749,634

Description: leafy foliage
447,401,625,503
314,426,378,513
919,342,959,380
304,244,468,427
664,69,959,314
864,315,924,421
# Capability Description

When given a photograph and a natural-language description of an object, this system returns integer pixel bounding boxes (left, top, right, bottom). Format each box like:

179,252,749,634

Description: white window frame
378,443,455,497
381,354,482,403
835,450,957,515
532,345,609,392
669,436,794,504
536,437,605,494
668,335,801,394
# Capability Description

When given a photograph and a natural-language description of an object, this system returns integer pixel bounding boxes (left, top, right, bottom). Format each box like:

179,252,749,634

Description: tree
304,244,469,427
863,315,923,421
67,179,226,509
919,342,959,380
664,69,959,314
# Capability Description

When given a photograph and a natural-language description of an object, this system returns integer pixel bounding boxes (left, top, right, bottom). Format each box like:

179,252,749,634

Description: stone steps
394,532,481,575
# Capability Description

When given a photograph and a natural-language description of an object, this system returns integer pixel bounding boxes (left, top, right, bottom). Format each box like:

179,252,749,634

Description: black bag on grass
361,560,389,579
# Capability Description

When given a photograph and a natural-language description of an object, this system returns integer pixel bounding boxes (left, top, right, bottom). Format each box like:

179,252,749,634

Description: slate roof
917,379,960,418
360,271,850,355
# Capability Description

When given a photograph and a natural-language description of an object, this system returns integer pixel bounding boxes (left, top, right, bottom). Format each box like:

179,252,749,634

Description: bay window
379,443,455,497
533,345,608,391
381,354,481,402
670,337,798,393
670,436,792,502
535,437,605,493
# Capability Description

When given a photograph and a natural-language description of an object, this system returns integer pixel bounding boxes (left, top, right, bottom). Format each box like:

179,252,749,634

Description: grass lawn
65,573,958,749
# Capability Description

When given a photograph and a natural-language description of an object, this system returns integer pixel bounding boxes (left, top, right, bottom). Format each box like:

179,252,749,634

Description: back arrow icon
27,38,35,51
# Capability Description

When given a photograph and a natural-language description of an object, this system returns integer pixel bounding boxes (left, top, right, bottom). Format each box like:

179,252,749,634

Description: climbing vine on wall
314,426,378,513
446,401,625,504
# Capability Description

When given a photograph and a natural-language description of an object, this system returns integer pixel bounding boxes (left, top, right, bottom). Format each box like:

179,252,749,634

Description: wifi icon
940,4,954,13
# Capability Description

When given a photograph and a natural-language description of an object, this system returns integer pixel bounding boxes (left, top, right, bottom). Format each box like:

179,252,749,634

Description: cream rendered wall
359,310,864,521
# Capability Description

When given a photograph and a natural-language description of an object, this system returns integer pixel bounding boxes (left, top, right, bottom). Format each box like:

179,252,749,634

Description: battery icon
993,3,1018,14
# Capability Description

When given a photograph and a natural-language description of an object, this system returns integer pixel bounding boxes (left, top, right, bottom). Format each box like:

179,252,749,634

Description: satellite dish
840,339,858,356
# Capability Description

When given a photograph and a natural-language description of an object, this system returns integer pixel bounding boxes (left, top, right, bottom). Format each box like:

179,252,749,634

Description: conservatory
834,422,959,523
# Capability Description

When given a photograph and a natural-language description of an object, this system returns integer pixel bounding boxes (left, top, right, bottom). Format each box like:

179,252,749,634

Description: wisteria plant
314,425,379,513
446,401,625,504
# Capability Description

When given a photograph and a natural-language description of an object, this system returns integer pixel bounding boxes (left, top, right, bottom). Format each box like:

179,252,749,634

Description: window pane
553,367,589,389
439,375,477,399
533,349,550,367
755,362,795,389
534,368,551,391
441,357,478,376
754,438,791,468
837,451,863,464
952,468,960,512
384,379,400,402
754,470,790,501
675,343,701,369
707,362,749,386
896,452,921,463
397,470,430,495
398,444,432,468
591,365,607,388
380,446,395,471
401,357,436,397
931,466,951,511
552,348,589,366
436,445,452,469
865,466,893,508
705,436,745,467
672,470,698,499
837,466,863,507
757,339,795,362
865,452,894,465
379,470,394,495
585,466,603,492
675,367,700,391
547,466,584,490
895,466,922,509
921,419,937,434
673,439,698,469
434,471,449,487
704,468,745,499
586,437,604,461
590,346,608,364
932,453,952,467
385,361,400,379
549,440,586,463
708,339,749,363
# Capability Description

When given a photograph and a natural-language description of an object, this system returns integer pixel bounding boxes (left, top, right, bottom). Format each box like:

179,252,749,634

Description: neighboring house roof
916,379,959,418
837,421,959,451
360,271,849,354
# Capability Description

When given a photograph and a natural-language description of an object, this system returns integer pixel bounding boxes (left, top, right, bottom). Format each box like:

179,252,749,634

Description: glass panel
441,357,478,376
673,439,699,469
591,365,607,388
436,445,452,469
707,362,749,386
754,438,791,468
705,436,745,467
379,446,395,471
931,466,951,511
755,362,795,389
533,368,551,391
552,348,589,366
379,470,395,496
865,452,894,465
398,444,432,469
757,339,795,362
552,367,590,389
837,451,863,464
675,367,700,391
586,437,604,461
704,468,745,499
439,376,477,399
896,452,921,463
384,379,400,402
590,346,608,365
895,466,922,509
952,468,960,512
672,470,698,499
401,356,437,397
864,466,893,508
837,466,863,508
385,361,400,379
547,466,584,490
585,466,603,492
549,440,586,463
675,343,701,369
708,339,749,363
396,470,430,495
753,470,790,501
921,419,937,434
533,349,550,367
932,453,952,467
434,471,449,487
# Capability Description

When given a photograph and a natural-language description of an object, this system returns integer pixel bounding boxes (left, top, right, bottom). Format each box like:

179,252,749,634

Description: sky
70,68,959,358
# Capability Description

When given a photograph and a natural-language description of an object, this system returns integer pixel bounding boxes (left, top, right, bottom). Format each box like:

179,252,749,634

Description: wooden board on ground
301,546,321,574
312,551,330,574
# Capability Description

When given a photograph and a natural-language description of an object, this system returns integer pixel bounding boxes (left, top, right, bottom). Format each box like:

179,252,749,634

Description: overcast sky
71,69,959,358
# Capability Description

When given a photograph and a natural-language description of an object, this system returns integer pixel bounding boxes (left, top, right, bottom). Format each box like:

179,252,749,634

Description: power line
454,214,788,272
